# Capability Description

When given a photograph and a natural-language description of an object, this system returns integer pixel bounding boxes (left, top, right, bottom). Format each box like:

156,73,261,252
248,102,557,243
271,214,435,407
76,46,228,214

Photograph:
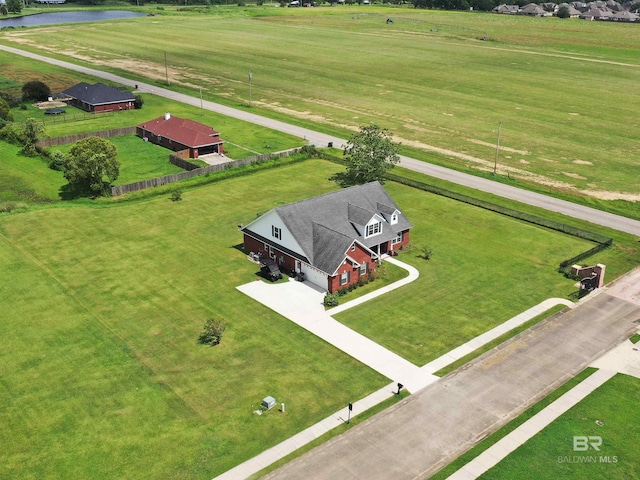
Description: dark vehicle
260,259,283,281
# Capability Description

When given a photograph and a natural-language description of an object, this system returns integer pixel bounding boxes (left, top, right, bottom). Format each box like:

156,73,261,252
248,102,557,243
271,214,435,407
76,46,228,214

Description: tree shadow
328,171,355,188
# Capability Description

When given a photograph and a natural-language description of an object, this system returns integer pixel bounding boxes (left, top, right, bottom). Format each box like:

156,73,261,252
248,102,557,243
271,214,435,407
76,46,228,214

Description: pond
0,10,147,28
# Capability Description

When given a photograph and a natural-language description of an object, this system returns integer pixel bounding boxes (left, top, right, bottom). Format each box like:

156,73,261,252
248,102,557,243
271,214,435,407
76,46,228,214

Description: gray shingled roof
62,82,135,106
258,181,413,275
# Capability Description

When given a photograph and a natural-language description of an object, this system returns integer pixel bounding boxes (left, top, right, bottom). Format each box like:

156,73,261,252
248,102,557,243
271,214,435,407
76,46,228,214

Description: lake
0,10,147,28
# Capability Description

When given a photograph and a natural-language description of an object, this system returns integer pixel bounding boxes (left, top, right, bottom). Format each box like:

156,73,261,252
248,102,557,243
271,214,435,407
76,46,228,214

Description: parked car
260,259,283,281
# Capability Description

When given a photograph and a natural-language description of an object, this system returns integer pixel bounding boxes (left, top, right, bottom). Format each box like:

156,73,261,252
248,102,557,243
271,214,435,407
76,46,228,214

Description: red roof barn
136,113,225,158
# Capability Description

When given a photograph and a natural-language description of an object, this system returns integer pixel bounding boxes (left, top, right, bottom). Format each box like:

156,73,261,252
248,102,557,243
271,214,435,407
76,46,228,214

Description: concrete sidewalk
227,255,578,480
446,337,640,479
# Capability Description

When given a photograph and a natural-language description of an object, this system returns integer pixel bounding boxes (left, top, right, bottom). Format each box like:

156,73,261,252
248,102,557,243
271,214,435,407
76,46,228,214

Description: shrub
418,246,433,260
337,288,348,296
48,151,66,171
0,92,20,108
170,189,183,202
134,94,144,109
557,5,570,18
198,318,227,347
324,293,340,307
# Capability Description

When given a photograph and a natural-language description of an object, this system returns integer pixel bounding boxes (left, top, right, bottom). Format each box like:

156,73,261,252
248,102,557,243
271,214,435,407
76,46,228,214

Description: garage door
301,265,328,291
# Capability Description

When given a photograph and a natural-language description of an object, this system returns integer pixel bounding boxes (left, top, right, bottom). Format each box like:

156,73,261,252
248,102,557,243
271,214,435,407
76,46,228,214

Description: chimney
164,112,171,121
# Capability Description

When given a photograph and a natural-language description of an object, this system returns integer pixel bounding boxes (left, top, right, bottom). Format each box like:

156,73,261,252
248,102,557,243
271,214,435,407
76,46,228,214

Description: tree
0,98,13,123
20,118,45,156
198,318,227,347
134,94,144,109
6,0,21,14
343,124,400,185
63,136,119,195
557,5,570,18
22,80,51,102
1,5,8,15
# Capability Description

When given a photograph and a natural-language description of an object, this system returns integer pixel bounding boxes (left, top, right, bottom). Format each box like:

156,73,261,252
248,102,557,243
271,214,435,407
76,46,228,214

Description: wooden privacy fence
111,149,301,196
37,127,137,148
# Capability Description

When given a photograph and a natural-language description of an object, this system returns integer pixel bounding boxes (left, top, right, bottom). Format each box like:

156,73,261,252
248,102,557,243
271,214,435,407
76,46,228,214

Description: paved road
263,273,640,480
1,44,639,237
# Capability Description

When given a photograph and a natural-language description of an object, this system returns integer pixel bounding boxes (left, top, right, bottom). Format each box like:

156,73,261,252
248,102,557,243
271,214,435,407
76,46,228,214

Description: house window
392,232,403,245
272,226,282,240
351,244,356,252
391,213,398,224
366,222,382,238
340,271,350,286
269,246,275,258
359,263,367,276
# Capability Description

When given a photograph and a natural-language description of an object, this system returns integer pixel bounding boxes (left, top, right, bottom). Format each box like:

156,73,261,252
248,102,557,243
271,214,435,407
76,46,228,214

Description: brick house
62,82,135,112
242,182,413,293
136,113,225,158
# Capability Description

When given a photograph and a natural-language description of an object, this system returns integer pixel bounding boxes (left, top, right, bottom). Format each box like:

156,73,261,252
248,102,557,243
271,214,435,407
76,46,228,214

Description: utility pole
164,51,170,86
494,121,502,175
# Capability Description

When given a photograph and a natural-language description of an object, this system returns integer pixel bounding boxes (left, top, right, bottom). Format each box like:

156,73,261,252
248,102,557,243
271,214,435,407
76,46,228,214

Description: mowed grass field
479,373,640,479
0,160,389,479
1,159,636,478
2,7,640,205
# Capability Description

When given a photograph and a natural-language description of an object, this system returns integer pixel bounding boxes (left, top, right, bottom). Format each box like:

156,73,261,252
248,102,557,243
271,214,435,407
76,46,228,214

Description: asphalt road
1,44,639,237
263,284,640,480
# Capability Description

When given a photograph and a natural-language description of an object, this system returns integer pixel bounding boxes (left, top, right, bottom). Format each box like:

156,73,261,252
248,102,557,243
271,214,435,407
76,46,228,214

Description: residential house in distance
61,82,135,112
136,113,225,159
242,181,413,293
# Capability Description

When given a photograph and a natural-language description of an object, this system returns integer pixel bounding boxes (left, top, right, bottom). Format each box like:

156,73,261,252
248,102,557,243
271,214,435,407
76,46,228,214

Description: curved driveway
1,43,639,236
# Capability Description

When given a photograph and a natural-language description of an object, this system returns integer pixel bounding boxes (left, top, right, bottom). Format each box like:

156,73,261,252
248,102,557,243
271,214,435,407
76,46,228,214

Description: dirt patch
35,101,67,109
465,138,529,155
563,172,588,180
573,160,593,165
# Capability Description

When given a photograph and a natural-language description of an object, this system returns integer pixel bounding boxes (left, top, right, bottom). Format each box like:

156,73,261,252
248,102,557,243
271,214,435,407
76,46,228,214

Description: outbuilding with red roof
136,113,225,158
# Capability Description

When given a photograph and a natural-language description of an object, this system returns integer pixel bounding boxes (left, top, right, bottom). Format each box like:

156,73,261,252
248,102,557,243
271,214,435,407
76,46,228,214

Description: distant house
557,2,583,16
241,182,413,293
136,113,224,158
61,82,135,113
493,4,520,13
580,6,612,18
519,3,549,15
610,9,638,19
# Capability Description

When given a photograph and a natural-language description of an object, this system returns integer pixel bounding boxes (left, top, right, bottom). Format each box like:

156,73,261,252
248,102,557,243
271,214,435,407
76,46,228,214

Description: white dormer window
365,221,382,238
391,213,398,225
272,226,281,240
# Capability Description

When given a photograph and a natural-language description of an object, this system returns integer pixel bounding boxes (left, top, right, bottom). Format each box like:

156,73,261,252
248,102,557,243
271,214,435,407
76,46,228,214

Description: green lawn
0,157,637,478
0,160,388,479
480,373,640,480
53,134,185,185
3,7,640,209
334,181,594,365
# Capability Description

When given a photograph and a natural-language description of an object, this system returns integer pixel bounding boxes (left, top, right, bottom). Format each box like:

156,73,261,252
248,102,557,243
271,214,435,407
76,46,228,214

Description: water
0,10,146,28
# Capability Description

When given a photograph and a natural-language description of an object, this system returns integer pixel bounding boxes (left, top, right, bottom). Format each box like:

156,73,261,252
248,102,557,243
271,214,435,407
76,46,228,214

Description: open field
480,373,640,479
1,159,638,478
2,7,639,207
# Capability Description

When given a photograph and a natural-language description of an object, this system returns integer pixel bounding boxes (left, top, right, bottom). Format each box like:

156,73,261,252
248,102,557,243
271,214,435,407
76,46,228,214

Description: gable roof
62,82,134,106
137,114,224,148
243,182,413,275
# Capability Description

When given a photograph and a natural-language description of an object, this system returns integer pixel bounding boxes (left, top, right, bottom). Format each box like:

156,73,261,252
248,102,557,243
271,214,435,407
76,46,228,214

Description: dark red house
62,82,135,113
136,113,224,158
242,182,413,293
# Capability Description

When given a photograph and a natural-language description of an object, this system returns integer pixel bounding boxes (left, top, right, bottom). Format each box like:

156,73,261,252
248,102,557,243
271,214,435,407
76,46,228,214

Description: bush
0,92,20,108
134,94,144,109
170,189,183,202
324,293,340,307
48,151,66,171
557,5,570,18
418,246,433,260
198,318,227,347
